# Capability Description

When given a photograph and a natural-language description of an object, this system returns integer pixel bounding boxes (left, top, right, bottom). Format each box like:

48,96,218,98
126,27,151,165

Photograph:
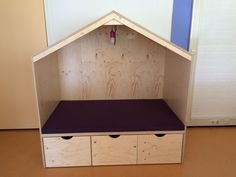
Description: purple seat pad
42,99,185,134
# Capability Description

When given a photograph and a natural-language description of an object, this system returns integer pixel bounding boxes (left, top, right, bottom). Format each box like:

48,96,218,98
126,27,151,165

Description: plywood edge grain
41,130,186,138
33,61,47,167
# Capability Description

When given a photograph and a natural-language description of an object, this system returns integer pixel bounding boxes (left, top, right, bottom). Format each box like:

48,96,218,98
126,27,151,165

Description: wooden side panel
92,135,137,165
137,134,183,164
43,136,91,167
163,50,192,124
34,52,60,128
58,26,166,100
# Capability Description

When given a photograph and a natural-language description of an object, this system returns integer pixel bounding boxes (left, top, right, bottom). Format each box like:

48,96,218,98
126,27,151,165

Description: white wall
190,0,236,124
44,0,174,45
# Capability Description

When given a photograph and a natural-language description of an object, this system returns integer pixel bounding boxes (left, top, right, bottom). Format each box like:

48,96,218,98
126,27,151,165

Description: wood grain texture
92,135,137,165
137,134,183,164
163,50,192,124
43,136,91,167
33,11,191,62
58,26,165,100
34,52,60,128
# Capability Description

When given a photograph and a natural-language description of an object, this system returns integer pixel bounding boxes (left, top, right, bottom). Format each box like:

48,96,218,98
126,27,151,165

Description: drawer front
92,135,137,165
137,134,183,164
43,136,91,167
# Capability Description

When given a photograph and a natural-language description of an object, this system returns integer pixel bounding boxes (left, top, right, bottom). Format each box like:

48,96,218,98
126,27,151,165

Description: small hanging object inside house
110,25,117,45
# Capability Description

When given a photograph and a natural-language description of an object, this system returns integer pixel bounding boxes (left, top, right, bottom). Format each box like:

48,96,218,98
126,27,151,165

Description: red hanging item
110,25,117,45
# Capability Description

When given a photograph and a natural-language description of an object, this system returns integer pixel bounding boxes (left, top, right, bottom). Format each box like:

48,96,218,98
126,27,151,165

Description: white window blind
191,0,236,123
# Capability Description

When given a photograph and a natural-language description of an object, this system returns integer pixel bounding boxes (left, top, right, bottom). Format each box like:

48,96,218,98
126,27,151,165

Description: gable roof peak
33,11,191,62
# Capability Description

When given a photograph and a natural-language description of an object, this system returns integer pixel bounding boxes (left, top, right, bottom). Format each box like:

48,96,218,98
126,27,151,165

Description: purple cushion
42,99,185,134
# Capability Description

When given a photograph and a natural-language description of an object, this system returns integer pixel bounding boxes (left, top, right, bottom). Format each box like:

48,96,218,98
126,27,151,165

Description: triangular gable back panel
33,11,192,62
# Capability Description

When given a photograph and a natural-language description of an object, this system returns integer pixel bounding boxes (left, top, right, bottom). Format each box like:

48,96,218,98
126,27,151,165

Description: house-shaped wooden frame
33,11,192,167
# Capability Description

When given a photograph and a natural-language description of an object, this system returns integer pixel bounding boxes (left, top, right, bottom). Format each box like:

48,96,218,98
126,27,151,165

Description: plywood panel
137,134,183,164
92,135,137,165
163,50,191,124
43,136,91,167
0,0,46,129
58,26,166,100
34,52,60,128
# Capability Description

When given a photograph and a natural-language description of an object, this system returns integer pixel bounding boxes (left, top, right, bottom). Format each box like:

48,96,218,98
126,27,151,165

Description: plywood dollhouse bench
32,11,192,167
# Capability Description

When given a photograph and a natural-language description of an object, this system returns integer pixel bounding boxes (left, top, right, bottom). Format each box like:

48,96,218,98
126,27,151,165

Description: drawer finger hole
109,135,120,138
61,136,73,140
155,134,166,137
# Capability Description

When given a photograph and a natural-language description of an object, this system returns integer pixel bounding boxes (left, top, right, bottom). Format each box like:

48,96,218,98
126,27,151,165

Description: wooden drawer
91,135,137,165
137,134,183,164
43,136,91,167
